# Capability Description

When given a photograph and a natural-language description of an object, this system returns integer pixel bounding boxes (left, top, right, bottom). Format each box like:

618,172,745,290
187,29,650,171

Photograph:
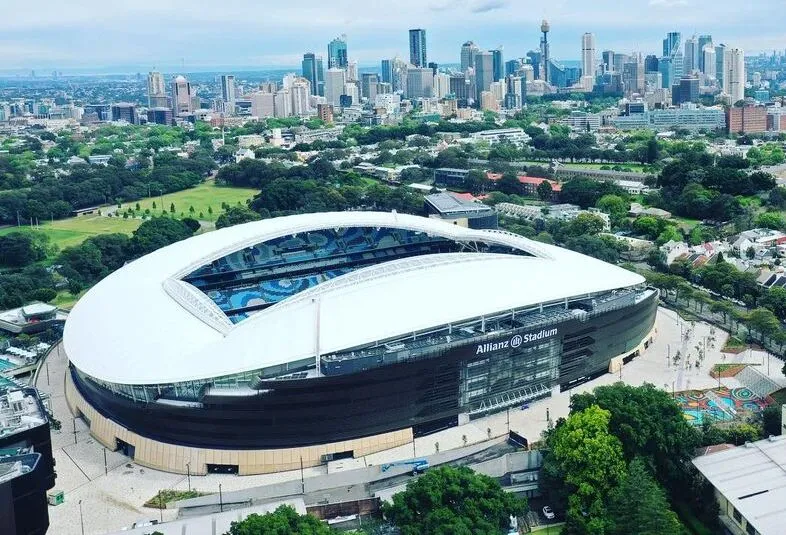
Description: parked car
542,505,555,520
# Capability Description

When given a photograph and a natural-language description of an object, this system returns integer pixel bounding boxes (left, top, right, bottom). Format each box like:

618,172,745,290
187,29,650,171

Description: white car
542,505,555,520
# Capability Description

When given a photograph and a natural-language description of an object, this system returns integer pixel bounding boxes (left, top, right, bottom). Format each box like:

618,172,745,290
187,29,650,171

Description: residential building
324,68,346,107
480,91,498,111
728,48,745,104
250,91,275,118
582,33,596,80
727,104,767,134
409,29,427,68
327,35,348,69
434,73,451,99
317,103,333,123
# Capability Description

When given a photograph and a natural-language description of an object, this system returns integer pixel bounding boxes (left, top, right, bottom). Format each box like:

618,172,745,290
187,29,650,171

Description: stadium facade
63,212,657,475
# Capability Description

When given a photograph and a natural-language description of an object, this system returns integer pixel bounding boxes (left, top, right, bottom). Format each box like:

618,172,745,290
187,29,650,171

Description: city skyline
1,0,784,72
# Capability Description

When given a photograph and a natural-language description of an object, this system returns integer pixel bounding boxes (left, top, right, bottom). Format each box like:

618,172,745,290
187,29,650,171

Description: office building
147,71,167,108
582,33,596,80
290,81,310,116
715,44,728,90
147,107,173,126
728,48,745,104
347,60,358,82
613,53,629,75
450,74,472,106
302,53,325,96
409,29,427,68
622,60,642,95
672,76,699,105
505,59,523,77
504,75,524,109
702,47,716,79
461,41,479,72
172,75,194,115
540,20,551,82
602,50,615,72
111,103,139,124
697,35,713,72
492,48,504,82
434,73,451,99
343,82,359,107
250,91,275,118
391,58,408,94
324,68,346,107
361,73,379,100
644,55,659,73
663,31,683,80
328,35,348,69
381,59,393,84
64,211,656,475
474,51,494,102
220,75,236,114
684,35,698,74
406,67,434,99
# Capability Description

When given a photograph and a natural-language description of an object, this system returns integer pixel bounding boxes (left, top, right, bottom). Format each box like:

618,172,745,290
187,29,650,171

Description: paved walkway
36,308,786,534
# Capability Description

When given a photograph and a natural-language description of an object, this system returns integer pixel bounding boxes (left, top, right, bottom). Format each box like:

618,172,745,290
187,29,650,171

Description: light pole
79,500,85,535
186,462,191,492
219,483,223,512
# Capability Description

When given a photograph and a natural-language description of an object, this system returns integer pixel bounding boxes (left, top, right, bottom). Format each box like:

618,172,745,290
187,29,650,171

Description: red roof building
485,172,561,194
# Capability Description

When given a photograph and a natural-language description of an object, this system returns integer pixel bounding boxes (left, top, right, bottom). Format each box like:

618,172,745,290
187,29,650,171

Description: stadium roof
64,211,644,385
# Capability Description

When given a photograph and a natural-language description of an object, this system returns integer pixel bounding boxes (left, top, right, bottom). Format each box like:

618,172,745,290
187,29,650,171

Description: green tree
762,405,782,437
544,405,627,534
382,466,526,535
226,505,335,535
607,459,685,535
536,180,553,201
128,217,195,257
215,205,262,229
595,194,628,219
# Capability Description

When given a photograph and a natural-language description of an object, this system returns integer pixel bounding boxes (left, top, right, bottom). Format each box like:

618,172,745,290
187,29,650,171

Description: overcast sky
3,0,784,71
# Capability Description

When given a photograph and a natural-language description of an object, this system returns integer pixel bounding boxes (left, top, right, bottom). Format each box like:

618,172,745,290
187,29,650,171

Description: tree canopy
226,505,335,535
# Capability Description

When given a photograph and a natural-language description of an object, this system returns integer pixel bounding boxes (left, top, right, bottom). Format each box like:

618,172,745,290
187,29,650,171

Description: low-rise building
727,105,768,134
469,128,529,145
424,192,498,229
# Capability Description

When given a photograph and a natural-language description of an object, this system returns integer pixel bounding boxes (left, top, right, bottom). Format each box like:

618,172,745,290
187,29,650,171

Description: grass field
123,180,258,222
0,215,141,251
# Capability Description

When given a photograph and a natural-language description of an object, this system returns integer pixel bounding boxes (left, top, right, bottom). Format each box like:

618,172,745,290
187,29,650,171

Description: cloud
470,0,509,13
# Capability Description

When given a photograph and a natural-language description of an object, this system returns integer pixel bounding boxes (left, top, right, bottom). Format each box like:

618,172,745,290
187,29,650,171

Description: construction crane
380,458,429,475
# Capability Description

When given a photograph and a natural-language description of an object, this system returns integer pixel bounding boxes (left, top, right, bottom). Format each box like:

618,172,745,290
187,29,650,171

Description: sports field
125,180,258,222
0,215,141,251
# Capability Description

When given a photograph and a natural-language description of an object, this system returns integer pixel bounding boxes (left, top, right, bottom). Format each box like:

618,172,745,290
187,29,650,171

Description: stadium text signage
475,328,558,355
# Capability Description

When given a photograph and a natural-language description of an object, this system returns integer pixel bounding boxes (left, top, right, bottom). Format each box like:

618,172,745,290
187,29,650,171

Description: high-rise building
302,53,325,96
147,71,166,107
672,76,699,105
274,89,292,118
697,35,713,72
171,75,193,115
727,104,767,134
220,75,236,114
474,51,494,101
317,103,333,123
663,32,681,57
715,44,728,91
613,53,629,75
602,50,615,73
391,58,408,94
504,75,524,109
381,59,393,84
684,36,698,74
324,68,346,107
406,67,434,99
409,29,427,68
449,74,472,106
361,73,379,100
328,35,348,69
622,60,642,95
728,48,745,104
111,103,139,124
702,47,716,79
505,59,523,77
491,48,504,82
434,73,451,99
526,51,542,80
147,107,173,126
581,33,596,80
428,62,438,75
663,32,683,80
290,79,310,116
658,57,673,88
461,41,479,72
644,55,659,73
540,20,551,82
250,91,275,118
347,61,358,82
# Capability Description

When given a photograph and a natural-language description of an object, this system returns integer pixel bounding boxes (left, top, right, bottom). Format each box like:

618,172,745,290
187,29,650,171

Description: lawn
559,162,649,173
123,180,258,222
0,215,141,251
52,290,85,310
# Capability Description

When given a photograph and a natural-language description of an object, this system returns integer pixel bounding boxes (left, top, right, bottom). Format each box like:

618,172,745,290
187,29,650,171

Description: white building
581,33,596,80
250,91,275,118
434,73,451,99
728,48,745,104
324,68,346,107
470,128,529,145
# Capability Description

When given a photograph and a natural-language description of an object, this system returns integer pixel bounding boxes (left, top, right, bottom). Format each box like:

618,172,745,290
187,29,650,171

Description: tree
215,205,262,229
128,217,195,257
536,180,553,201
607,459,685,535
0,232,48,267
762,405,782,437
543,405,626,534
382,466,526,535
227,505,335,535
595,194,628,219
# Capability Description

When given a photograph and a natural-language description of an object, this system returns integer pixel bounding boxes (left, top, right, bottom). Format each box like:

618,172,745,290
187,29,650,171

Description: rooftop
0,388,48,440
0,453,40,484
693,435,786,535
425,192,493,215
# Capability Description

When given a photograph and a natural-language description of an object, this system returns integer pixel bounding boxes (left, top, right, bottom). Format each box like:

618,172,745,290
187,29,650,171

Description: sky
2,0,784,72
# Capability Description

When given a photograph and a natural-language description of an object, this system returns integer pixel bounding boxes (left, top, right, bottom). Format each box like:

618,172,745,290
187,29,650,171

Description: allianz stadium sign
475,328,559,355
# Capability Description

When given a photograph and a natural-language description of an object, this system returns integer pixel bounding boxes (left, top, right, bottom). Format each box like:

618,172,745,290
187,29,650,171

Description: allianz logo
475,328,558,355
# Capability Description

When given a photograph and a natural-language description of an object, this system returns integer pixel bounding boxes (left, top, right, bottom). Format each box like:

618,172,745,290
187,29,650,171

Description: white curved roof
64,211,644,385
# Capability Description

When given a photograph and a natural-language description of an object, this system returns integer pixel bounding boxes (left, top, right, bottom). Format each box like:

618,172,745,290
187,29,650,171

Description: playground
675,385,773,426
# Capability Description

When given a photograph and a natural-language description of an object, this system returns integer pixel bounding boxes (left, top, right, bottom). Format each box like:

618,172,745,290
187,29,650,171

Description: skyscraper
491,48,504,82
715,44,727,90
324,68,346,107
540,20,551,82
328,35,348,69
663,32,681,57
220,75,236,114
505,59,523,77
581,33,596,80
302,53,325,96
461,41,479,72
702,46,716,79
147,71,167,108
409,29,427,68
474,51,494,101
381,59,393,84
684,36,698,74
728,48,745,104
171,75,193,115
697,35,713,72
406,67,434,99
644,55,659,73
602,50,614,73
360,73,379,100
663,32,683,80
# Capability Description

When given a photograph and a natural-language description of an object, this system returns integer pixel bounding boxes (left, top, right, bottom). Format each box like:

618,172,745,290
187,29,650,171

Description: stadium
63,211,658,475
